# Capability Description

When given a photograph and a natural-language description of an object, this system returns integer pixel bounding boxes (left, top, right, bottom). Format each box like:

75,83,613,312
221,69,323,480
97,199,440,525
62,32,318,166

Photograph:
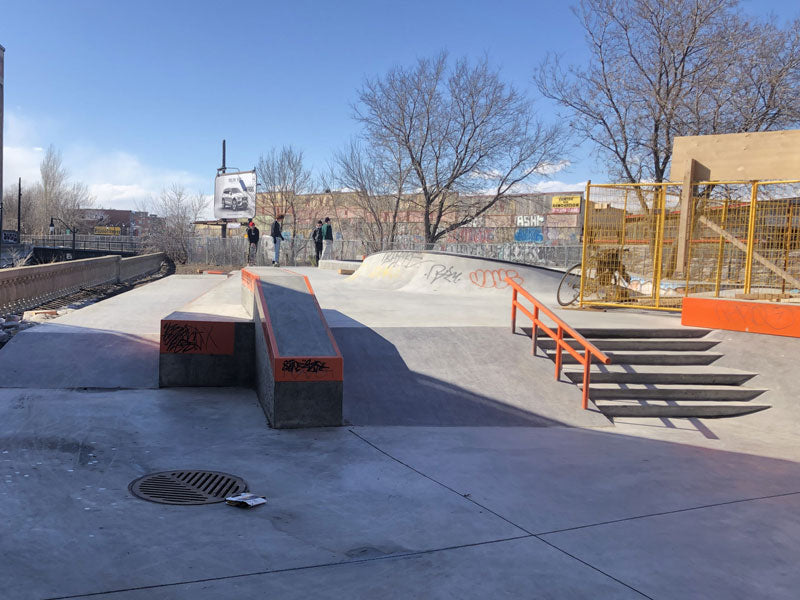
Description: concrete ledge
1,252,165,315
243,268,343,428
318,259,362,272
159,274,254,387
682,297,800,338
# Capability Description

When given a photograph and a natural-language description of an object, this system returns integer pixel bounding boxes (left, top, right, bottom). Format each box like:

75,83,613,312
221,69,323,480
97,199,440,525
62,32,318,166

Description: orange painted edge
682,297,800,338
160,319,236,354
245,268,343,382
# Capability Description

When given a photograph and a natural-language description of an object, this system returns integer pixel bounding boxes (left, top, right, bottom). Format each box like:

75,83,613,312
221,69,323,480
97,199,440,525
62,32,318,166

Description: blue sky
1,0,797,215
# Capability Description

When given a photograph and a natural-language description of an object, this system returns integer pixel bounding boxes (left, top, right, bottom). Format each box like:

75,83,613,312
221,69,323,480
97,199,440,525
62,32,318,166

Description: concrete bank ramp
0,275,227,389
345,250,563,301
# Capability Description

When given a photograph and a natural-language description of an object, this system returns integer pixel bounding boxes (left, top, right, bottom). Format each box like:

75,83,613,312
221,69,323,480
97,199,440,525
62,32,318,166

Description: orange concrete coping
682,297,800,338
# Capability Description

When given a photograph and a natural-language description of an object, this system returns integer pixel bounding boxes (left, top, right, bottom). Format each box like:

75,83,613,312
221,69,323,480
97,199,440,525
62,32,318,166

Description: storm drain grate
129,470,248,505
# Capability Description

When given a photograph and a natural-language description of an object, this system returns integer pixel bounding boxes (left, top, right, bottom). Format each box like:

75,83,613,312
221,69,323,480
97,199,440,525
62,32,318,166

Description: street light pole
0,43,5,264
49,216,77,257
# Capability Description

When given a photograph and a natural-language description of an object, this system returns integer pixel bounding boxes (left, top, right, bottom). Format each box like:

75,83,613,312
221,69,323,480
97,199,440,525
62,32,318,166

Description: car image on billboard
214,170,256,219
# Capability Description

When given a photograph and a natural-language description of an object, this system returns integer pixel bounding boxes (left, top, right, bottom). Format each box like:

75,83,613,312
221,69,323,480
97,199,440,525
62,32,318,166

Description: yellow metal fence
580,181,800,310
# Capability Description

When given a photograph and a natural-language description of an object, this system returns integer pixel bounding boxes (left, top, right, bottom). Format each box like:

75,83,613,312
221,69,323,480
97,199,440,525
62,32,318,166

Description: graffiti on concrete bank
425,264,463,285
380,251,429,269
282,359,330,374
469,268,523,289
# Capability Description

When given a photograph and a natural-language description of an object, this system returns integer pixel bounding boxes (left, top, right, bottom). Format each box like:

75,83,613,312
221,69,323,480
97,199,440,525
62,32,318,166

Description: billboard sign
550,195,581,214
214,170,256,220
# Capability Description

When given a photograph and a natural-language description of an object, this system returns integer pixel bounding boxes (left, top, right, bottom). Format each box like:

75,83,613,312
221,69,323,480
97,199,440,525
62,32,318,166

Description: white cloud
516,179,587,193
533,160,571,176
3,145,45,185
2,109,209,212
69,149,207,210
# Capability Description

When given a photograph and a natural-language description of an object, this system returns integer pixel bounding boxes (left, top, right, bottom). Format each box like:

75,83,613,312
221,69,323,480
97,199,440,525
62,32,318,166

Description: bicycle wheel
557,263,583,306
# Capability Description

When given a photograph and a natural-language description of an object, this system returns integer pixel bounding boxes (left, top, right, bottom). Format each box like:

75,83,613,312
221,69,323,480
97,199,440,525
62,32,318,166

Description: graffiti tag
162,323,217,354
425,264,463,285
514,227,545,244
469,268,524,290
281,359,330,374
380,252,429,269
716,301,798,332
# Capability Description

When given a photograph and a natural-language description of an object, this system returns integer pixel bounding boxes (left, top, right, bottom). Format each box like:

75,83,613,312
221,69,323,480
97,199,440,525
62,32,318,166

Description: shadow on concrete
329,312,610,428
0,385,798,599
0,323,160,389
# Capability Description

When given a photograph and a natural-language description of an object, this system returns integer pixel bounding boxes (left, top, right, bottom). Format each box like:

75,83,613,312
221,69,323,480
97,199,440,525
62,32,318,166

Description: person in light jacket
321,217,333,260
271,215,285,266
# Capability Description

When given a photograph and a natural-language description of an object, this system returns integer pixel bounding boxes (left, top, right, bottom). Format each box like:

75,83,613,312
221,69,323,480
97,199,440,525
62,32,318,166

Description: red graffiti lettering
469,269,523,289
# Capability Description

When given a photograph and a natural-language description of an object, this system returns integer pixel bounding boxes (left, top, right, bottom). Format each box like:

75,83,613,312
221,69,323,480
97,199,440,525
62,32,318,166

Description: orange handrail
505,277,611,410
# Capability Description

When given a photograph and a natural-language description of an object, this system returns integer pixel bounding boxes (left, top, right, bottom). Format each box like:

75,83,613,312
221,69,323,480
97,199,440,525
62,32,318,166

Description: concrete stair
538,327,770,419
548,350,722,365
536,338,720,352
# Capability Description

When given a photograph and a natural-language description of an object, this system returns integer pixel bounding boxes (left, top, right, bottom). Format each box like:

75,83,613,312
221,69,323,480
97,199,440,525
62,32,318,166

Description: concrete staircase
537,328,771,418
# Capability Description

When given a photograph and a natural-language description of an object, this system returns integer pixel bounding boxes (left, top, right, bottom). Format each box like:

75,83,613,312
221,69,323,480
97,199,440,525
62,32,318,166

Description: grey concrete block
159,322,254,387
273,381,343,428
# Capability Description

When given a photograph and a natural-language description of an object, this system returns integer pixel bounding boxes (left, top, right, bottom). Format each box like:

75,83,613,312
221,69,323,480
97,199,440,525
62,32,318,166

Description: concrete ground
1,258,799,599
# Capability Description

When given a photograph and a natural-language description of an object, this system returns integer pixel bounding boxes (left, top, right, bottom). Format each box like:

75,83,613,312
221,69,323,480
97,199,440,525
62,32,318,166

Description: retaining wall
0,252,166,314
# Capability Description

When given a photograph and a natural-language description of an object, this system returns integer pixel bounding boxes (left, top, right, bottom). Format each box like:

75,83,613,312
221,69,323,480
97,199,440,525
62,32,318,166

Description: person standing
271,214,285,266
312,220,324,266
246,221,260,266
321,217,334,260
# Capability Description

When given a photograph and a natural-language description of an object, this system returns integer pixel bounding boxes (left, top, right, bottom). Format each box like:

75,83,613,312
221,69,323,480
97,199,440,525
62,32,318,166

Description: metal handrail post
582,353,592,410
554,326,564,380
511,288,517,333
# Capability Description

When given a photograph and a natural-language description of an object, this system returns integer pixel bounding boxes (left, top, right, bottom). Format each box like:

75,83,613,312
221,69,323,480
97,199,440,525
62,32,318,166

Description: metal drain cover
129,470,248,505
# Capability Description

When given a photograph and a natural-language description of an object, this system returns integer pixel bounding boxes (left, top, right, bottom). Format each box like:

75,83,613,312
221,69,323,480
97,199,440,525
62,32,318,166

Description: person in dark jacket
312,220,324,265
321,217,334,260
271,215,285,266
246,221,259,265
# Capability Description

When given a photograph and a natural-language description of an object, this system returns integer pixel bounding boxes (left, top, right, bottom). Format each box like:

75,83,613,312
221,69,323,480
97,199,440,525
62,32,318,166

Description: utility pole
17,177,21,236
220,139,227,239
0,43,6,263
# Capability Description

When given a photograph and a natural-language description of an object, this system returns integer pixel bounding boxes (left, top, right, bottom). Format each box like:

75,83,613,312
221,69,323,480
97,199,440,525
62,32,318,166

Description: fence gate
581,180,800,311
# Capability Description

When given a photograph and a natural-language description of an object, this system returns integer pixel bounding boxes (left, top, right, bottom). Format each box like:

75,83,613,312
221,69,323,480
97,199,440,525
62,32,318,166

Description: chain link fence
185,236,583,271
582,181,800,310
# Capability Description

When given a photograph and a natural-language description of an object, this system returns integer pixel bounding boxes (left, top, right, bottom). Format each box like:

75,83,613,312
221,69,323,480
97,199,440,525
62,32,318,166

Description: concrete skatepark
1,251,799,599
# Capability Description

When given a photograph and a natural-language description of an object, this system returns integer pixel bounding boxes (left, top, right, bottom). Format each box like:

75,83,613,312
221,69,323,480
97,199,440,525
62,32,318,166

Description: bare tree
355,52,566,244
1,180,35,235
139,184,206,264
21,146,94,234
331,139,412,251
256,146,314,264
536,0,800,190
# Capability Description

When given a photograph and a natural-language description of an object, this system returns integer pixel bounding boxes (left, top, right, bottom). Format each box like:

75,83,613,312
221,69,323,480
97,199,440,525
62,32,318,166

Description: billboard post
1,44,5,261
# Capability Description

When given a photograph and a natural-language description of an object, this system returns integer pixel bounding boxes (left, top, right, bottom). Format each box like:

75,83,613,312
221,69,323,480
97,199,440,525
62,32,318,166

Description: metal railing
507,276,611,410
21,234,144,253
